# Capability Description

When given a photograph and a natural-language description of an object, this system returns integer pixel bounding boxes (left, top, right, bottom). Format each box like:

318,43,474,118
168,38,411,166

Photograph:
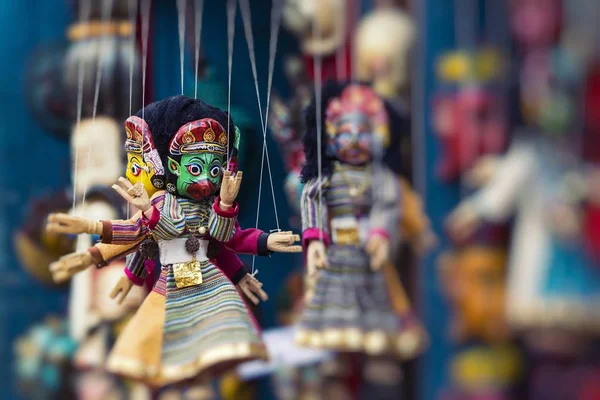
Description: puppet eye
130,163,142,177
186,163,202,176
210,165,222,178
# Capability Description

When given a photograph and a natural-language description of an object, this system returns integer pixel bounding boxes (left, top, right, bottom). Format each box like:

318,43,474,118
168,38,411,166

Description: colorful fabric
160,262,264,380
124,252,146,286
298,165,424,358
208,205,237,243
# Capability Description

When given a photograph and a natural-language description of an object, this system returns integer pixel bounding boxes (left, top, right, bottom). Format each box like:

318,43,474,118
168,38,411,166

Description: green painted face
167,153,225,200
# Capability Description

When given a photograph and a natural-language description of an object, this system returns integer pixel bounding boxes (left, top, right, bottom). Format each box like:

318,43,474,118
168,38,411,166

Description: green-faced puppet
167,119,239,200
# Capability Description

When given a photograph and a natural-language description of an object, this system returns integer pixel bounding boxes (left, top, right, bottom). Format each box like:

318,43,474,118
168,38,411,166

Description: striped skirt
107,262,267,387
296,244,427,359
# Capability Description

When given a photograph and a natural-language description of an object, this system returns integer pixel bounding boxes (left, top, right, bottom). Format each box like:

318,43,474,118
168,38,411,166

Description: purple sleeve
214,247,248,284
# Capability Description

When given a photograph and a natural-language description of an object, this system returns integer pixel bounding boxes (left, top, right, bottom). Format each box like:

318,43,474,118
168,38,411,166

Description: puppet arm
464,141,535,222
300,176,330,247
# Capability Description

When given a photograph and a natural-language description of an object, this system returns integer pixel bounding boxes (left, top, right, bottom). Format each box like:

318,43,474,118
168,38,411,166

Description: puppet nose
187,181,216,199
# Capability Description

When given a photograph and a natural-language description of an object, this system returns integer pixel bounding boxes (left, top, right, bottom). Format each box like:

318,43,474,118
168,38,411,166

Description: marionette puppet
433,49,507,183
296,82,427,358
47,96,301,388
282,0,351,82
446,0,600,342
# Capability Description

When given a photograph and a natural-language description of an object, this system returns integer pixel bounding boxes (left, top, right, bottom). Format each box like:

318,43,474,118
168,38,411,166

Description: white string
140,0,151,122
71,0,93,213
194,0,205,99
238,0,283,272
226,0,236,163
177,0,187,95
128,0,138,116
350,0,361,82
313,16,324,242
81,0,115,209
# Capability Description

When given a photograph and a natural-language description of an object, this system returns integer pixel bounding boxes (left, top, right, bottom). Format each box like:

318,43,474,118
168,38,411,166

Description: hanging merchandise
282,0,352,82
13,190,75,286
354,7,415,102
438,246,510,343
296,82,427,358
59,0,147,398
439,344,523,400
13,316,78,400
268,56,312,224
25,42,72,141
433,49,507,183
47,96,302,389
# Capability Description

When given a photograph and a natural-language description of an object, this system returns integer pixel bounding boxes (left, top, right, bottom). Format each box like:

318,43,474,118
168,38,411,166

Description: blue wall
0,1,72,398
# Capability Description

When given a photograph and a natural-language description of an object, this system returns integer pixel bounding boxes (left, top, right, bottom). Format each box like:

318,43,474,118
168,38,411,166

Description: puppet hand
236,274,269,305
112,177,151,213
465,155,499,188
446,204,481,242
219,171,243,210
307,240,328,277
46,213,102,235
267,231,302,253
411,231,438,255
366,236,390,272
110,276,134,305
49,251,93,283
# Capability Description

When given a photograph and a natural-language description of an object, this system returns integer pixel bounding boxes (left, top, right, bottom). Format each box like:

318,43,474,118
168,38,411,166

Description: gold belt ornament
173,260,203,288
333,227,361,245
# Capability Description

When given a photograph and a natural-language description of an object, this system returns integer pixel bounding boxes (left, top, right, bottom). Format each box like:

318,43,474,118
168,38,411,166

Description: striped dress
296,163,427,359
106,192,266,387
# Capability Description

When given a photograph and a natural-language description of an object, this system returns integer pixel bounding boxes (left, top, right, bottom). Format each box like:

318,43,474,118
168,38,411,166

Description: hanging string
71,0,93,213
177,0,187,95
140,0,151,122
226,0,236,163
238,0,283,272
81,0,115,209
350,0,361,82
239,0,282,226
194,0,205,99
128,0,138,116
313,14,324,242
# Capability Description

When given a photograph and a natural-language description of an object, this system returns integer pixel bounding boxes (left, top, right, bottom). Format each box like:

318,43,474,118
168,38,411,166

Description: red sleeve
214,247,247,284
224,221,271,255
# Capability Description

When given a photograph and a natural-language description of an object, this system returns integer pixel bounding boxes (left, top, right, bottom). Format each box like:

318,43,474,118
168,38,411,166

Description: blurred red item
509,0,562,51
303,41,352,82
583,204,600,264
583,65,600,164
433,87,506,182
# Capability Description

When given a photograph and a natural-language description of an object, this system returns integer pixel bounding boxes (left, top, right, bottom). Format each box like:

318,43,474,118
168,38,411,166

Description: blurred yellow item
439,247,510,342
475,49,503,81
68,21,133,41
451,345,522,391
354,8,415,97
220,372,256,400
437,52,471,82
399,178,433,251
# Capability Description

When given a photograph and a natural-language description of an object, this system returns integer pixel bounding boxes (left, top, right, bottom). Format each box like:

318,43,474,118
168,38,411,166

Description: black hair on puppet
136,95,237,193
300,81,406,183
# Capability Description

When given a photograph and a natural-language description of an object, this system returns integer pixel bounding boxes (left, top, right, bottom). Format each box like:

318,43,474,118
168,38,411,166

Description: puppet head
71,117,123,195
439,246,509,343
167,119,231,200
123,116,165,196
509,0,562,51
354,8,415,98
137,96,238,201
325,84,390,165
282,0,347,56
301,82,405,182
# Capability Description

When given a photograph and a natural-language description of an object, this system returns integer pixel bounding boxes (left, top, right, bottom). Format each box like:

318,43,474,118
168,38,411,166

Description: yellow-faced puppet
439,246,510,343
124,116,165,196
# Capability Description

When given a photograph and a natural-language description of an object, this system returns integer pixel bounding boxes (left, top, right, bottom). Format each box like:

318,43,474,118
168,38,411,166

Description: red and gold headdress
169,118,229,156
124,116,145,155
325,85,390,146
